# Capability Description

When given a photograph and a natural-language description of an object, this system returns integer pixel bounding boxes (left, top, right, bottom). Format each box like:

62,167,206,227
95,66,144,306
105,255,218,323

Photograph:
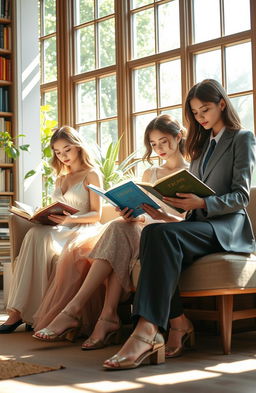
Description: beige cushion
131,252,256,292
179,252,256,291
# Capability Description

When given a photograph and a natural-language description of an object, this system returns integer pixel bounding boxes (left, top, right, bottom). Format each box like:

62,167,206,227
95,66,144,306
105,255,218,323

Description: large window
39,0,256,178
39,0,58,123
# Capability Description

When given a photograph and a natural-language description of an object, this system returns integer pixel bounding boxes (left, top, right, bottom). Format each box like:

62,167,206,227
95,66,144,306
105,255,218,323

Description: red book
9,201,79,226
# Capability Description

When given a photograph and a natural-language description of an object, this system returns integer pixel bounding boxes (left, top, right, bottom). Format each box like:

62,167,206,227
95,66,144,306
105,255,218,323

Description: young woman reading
103,79,256,370
33,114,189,346
0,126,102,333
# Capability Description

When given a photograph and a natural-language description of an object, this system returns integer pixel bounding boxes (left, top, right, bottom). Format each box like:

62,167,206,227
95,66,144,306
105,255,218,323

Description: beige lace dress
34,167,183,336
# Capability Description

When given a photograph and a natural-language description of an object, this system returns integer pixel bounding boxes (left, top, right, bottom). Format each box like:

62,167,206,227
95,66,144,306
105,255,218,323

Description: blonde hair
143,114,187,164
50,125,94,175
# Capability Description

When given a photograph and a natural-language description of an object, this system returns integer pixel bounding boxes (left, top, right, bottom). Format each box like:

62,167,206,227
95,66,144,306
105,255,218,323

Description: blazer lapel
202,129,234,181
190,138,209,180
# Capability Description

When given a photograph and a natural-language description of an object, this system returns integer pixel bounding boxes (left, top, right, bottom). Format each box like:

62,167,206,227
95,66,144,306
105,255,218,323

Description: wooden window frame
39,0,256,164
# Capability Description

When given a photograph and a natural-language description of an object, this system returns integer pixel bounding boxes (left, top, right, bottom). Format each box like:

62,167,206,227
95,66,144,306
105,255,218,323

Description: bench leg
217,294,233,355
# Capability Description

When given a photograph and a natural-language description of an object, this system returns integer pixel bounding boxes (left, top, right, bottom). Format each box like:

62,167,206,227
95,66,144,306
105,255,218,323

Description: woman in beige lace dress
33,114,188,346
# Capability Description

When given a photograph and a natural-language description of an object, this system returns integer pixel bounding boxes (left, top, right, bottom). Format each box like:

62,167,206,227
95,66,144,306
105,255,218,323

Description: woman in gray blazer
103,79,256,370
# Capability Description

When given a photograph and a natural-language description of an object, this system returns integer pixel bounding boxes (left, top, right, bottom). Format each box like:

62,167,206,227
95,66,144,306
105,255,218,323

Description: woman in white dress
33,114,189,346
0,125,102,333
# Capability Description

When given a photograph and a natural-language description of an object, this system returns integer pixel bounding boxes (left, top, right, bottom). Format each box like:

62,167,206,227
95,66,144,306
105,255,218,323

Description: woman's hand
48,211,72,225
142,204,183,222
115,206,144,223
163,193,206,211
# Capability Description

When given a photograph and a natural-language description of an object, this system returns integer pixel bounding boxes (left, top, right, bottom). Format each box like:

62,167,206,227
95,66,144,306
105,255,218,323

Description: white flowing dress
7,180,101,324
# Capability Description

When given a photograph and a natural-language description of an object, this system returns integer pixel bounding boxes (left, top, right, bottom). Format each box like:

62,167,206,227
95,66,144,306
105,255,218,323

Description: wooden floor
0,292,256,393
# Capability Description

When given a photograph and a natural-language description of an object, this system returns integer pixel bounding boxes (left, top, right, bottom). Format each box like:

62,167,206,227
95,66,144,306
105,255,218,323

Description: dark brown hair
185,79,242,160
143,114,186,164
50,125,94,175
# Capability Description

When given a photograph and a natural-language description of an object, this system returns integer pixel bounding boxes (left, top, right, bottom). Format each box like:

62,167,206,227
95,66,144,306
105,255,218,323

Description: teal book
136,169,215,213
87,181,161,217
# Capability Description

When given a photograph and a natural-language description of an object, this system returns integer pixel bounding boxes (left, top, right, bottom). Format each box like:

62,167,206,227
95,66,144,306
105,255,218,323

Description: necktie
202,139,216,173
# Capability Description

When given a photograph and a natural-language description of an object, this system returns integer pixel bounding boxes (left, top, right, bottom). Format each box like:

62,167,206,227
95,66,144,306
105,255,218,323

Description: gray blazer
190,129,256,253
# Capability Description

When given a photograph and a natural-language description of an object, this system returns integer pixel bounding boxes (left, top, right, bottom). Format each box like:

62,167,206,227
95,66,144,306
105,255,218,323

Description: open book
9,201,79,226
137,168,215,212
87,181,160,217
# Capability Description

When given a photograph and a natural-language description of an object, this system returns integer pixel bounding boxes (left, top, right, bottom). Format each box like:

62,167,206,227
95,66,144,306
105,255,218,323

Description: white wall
14,0,42,208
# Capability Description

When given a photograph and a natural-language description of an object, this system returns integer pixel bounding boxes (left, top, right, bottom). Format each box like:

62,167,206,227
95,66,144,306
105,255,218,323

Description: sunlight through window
206,359,256,374
75,380,143,392
136,370,221,385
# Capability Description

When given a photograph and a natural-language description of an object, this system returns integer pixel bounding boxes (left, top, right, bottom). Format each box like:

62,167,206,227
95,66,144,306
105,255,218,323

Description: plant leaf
20,144,30,151
24,169,36,179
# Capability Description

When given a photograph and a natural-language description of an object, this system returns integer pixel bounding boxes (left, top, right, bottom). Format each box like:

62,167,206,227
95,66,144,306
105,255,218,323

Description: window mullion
56,0,73,125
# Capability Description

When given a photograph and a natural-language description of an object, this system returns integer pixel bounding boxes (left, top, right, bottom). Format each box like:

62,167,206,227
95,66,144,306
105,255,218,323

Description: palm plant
93,137,141,190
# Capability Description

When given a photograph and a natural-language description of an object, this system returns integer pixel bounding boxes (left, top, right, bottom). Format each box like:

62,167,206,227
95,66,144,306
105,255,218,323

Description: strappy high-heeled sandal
81,317,122,350
103,331,165,370
32,310,80,343
165,323,195,358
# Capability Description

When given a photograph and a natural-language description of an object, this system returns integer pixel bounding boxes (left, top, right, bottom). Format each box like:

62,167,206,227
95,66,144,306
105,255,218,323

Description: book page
15,201,35,216
87,184,118,207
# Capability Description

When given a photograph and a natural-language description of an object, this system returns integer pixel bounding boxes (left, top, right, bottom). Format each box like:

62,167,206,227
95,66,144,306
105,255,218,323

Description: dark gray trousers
132,220,223,331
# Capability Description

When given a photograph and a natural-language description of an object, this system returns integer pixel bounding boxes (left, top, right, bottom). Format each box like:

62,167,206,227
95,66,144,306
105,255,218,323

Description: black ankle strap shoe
0,319,23,334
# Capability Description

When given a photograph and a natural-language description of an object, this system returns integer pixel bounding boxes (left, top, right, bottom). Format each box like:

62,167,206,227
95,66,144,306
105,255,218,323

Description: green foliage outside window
25,105,57,206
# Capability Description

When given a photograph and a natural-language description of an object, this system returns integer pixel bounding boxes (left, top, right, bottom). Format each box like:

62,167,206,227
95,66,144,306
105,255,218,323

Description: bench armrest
8,214,36,263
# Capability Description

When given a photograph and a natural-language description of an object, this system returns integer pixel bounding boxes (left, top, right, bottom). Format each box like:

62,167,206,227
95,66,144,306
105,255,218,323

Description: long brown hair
50,125,95,175
143,114,187,164
185,79,242,161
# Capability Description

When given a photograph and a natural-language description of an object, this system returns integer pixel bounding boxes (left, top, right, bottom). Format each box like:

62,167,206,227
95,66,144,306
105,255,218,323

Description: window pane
44,90,58,123
134,112,157,157
224,0,250,36
100,120,118,154
75,0,94,25
98,0,114,18
158,1,180,52
100,75,117,118
161,108,182,126
193,0,220,43
43,37,57,83
43,0,56,35
160,59,181,107
131,0,153,9
79,124,97,147
76,26,95,74
231,95,254,132
99,18,116,68
226,42,252,94
133,8,155,59
195,50,222,84
134,66,156,112
77,81,96,123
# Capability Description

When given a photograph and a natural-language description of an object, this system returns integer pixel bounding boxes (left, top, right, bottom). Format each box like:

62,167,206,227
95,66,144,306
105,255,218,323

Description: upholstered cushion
131,252,256,292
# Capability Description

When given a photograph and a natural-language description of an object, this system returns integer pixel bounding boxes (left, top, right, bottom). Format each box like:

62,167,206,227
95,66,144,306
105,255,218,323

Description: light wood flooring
0,291,256,393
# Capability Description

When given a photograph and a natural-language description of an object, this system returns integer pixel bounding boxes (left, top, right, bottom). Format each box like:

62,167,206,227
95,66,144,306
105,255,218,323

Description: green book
136,169,215,213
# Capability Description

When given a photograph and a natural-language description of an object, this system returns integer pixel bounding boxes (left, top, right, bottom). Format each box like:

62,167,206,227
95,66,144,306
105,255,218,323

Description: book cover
137,169,215,213
88,181,160,217
9,201,79,226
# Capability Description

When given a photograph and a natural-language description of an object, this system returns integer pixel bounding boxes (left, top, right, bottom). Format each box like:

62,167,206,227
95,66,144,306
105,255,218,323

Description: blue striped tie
202,139,216,173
